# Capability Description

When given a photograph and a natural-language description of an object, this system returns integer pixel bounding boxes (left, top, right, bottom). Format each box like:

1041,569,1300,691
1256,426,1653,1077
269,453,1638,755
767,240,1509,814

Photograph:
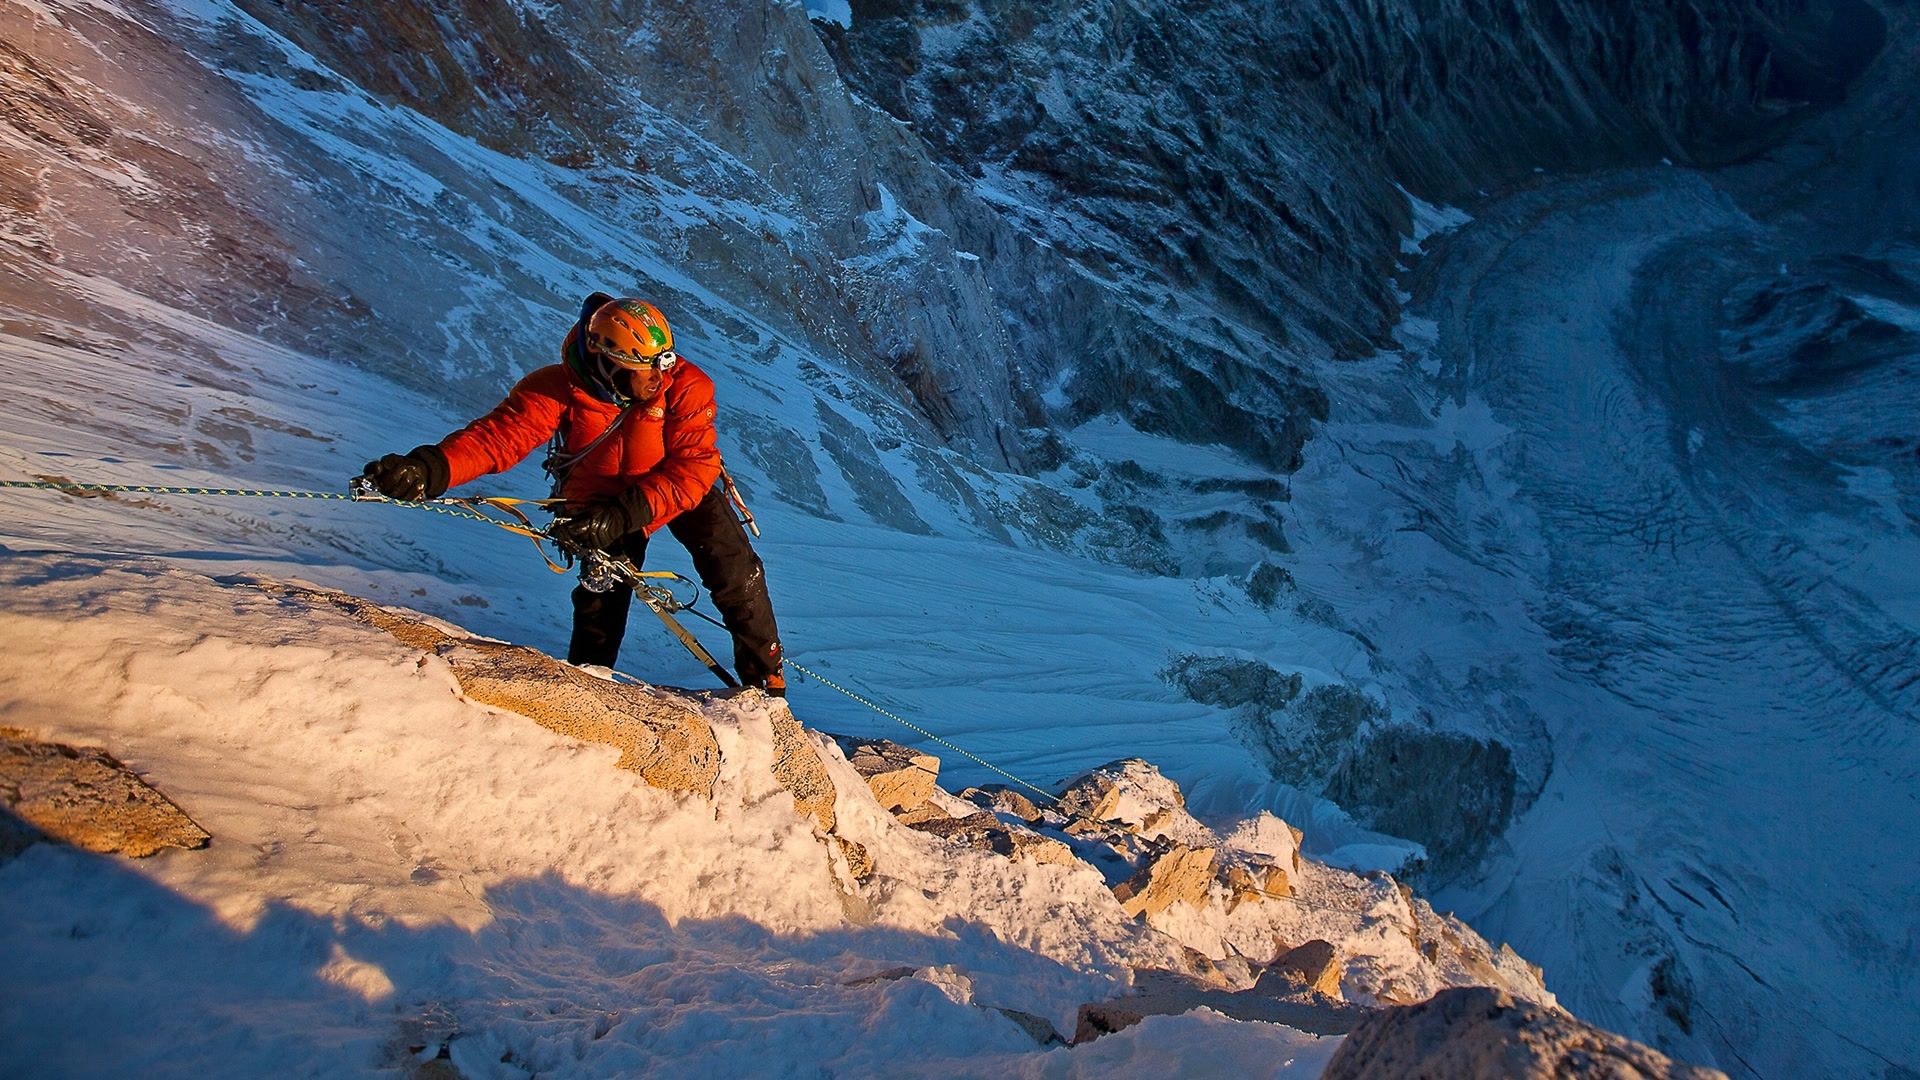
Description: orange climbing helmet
586,298,678,369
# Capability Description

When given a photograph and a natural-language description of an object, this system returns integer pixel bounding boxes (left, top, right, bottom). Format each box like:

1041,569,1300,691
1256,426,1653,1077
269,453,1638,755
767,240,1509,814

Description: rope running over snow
0,478,513,529
5,473,1398,917
786,657,1064,807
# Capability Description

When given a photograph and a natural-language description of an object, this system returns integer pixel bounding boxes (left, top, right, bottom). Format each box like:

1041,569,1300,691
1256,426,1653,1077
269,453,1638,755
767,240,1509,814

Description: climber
360,293,785,695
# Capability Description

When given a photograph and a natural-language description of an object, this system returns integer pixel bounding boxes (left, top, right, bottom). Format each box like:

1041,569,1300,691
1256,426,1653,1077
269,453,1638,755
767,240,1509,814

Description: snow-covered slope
0,552,1554,1076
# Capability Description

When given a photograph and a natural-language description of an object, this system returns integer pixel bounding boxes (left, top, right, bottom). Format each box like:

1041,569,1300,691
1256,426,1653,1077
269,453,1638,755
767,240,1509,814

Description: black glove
361,445,449,501
551,499,631,553
551,490,653,553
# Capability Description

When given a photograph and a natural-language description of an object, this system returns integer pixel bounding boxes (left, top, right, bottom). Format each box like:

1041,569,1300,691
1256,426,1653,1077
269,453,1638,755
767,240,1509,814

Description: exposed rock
1244,563,1297,609
0,727,210,859
1056,758,1215,847
1072,1000,1150,1045
263,585,722,798
1238,682,1387,791
0,807,38,862
382,1004,463,1080
1163,654,1304,713
892,802,950,826
991,1007,1066,1048
1062,816,1122,841
833,836,874,884
843,966,916,987
769,709,837,834
1112,845,1217,919
1322,987,1730,1080
835,736,939,812
1257,939,1343,1000
1224,862,1289,911
817,0,1854,479
907,811,1076,866
1224,811,1305,875
959,784,1046,824
1327,726,1517,881
1073,967,1368,1045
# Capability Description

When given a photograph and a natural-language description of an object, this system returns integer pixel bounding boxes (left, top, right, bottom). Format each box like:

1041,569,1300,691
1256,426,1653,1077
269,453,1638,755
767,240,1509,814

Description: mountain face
2,0,1913,1077
15,0,1868,475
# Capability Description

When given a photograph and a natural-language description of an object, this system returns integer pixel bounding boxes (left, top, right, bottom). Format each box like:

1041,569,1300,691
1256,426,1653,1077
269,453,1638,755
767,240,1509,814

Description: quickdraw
720,467,759,538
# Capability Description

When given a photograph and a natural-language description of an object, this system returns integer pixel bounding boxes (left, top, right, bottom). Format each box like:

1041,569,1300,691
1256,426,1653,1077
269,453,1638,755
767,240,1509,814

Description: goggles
589,332,678,371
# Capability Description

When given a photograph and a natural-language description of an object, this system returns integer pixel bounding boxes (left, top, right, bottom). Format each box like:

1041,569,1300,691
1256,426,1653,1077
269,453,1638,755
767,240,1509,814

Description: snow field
0,553,1362,1076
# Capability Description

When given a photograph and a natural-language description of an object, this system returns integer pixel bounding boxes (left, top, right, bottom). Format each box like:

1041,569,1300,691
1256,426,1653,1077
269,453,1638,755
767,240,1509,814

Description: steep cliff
818,0,1874,462
17,0,1871,481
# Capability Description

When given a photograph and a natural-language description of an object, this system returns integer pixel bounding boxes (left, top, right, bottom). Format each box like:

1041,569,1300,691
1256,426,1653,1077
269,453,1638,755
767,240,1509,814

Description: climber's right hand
360,446,449,501
549,498,632,554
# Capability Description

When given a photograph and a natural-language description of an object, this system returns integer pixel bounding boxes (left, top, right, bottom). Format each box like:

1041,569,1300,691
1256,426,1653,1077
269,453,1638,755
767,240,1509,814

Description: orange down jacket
436,353,722,535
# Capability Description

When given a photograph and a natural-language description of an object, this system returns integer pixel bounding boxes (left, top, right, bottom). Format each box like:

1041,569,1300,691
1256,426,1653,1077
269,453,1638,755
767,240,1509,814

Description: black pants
566,484,782,685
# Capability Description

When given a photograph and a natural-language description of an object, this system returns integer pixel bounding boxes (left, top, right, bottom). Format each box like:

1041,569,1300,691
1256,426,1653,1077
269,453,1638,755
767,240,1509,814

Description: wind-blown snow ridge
0,551,1560,1076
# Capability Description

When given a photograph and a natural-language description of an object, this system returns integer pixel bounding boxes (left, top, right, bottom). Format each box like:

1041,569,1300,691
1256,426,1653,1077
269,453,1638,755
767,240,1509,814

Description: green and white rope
781,657,1063,807
0,478,509,528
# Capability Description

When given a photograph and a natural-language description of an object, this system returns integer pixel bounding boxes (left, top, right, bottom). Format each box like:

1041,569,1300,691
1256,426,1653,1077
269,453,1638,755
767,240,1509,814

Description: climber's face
619,365,666,401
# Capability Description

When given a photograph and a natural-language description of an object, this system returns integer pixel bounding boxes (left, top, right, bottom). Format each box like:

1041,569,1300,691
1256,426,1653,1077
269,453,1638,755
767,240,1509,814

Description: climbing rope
793,658,1064,807
5,471,1384,914
3,475,576,567
0,477,550,532
651,595,1061,804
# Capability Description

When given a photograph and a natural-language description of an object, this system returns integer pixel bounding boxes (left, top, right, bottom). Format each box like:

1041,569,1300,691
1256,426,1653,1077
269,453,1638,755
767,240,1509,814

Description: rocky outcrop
905,810,1077,867
109,578,1584,1057
770,710,841,835
0,727,210,860
1112,845,1218,920
263,584,725,798
1056,758,1217,848
836,736,940,812
1321,986,1731,1080
959,785,1045,824
1072,967,1368,1045
1327,726,1518,881
256,584,880,885
1221,676,1522,881
1259,940,1344,1000
1054,759,1303,922
834,736,1073,865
